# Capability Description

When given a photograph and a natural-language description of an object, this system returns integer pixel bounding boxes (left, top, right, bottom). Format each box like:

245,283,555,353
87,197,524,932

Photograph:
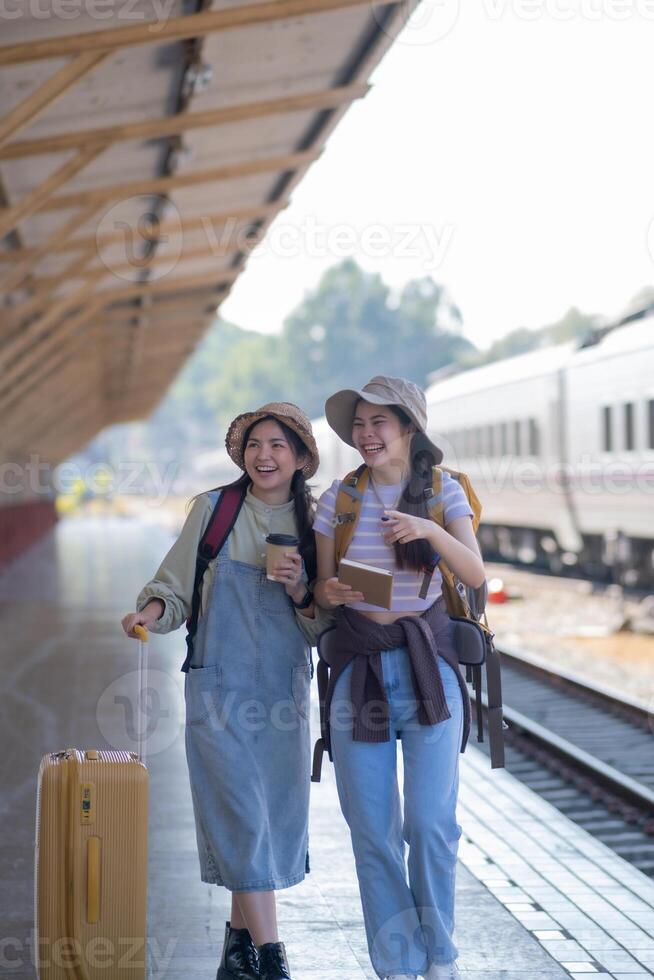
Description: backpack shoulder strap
199,485,244,559
428,465,482,533
427,465,486,620
334,464,369,565
181,484,247,672
426,466,445,526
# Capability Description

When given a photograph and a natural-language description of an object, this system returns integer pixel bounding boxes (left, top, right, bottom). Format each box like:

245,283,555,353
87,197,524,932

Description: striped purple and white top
314,472,474,612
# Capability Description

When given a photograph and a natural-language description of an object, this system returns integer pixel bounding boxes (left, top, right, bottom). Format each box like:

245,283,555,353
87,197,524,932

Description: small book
338,558,394,610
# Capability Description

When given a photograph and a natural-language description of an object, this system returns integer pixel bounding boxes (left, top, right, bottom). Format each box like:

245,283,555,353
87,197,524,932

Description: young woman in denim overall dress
313,377,486,980
122,403,329,980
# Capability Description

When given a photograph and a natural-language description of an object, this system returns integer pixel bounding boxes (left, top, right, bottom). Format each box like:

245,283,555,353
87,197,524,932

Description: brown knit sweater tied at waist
311,595,471,782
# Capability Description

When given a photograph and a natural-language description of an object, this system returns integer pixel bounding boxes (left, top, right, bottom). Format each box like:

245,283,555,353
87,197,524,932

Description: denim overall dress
183,497,312,892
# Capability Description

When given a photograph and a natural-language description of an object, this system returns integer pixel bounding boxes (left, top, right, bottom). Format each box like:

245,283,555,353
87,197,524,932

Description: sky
220,0,654,351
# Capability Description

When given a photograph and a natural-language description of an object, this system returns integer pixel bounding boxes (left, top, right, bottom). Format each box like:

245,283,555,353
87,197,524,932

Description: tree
281,259,475,416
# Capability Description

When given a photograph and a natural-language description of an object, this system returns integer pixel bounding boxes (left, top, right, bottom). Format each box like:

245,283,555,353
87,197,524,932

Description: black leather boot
216,920,259,980
257,941,291,980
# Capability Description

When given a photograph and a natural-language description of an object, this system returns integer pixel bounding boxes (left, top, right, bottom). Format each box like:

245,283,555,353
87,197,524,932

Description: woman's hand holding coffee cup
266,533,305,598
270,551,305,599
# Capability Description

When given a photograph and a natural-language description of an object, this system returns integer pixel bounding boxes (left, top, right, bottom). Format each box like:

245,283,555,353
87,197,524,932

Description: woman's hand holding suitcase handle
121,599,164,638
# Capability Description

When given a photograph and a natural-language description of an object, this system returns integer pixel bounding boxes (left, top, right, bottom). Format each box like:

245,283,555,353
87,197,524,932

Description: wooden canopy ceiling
0,0,416,473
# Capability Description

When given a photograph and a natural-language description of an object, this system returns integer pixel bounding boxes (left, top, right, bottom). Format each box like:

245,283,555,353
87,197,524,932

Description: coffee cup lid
265,533,299,546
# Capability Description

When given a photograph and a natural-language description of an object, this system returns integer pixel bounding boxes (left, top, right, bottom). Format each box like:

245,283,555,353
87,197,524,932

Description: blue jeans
330,646,464,978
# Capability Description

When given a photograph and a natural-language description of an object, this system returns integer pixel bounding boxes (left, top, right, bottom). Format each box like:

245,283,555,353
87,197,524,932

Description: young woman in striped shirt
313,376,485,980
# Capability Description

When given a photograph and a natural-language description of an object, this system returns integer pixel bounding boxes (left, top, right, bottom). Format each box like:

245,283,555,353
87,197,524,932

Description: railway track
484,558,653,602
476,643,654,876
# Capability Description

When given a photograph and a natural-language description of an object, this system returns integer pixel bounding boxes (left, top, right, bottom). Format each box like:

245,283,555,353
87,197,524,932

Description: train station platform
1,516,653,979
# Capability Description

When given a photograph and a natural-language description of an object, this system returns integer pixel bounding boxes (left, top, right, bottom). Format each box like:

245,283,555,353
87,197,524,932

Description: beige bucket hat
325,375,443,463
225,402,320,478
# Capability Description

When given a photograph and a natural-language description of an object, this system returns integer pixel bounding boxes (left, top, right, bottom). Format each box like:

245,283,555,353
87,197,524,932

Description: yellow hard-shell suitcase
34,626,149,979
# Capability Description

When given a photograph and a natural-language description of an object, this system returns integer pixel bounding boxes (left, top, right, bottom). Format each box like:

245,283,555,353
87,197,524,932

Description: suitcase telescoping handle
133,624,149,766
55,629,149,979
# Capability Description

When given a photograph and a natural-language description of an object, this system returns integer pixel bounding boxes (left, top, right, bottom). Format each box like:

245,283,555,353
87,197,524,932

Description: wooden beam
0,0,398,65
107,370,190,403
0,203,102,294
0,201,286,263
0,52,108,149
0,142,106,239
36,419,105,462
39,149,319,212
1,278,100,374
3,360,93,446
96,267,239,305
120,295,152,397
98,311,209,327
0,170,26,254
27,393,104,455
1,267,237,390
2,364,78,436
4,243,101,331
10,402,103,462
105,292,220,315
132,340,202,358
31,241,238,290
0,84,369,160
108,400,168,425
0,297,105,416
42,413,106,467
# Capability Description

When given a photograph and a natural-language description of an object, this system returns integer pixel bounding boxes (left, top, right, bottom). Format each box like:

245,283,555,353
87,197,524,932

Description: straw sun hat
225,402,320,479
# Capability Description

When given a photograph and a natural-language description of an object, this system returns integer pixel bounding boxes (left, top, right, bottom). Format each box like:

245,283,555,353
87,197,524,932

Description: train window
487,424,495,457
602,405,612,451
649,400,654,450
513,419,522,456
475,427,484,456
528,418,540,456
500,421,508,456
463,429,472,457
624,402,635,451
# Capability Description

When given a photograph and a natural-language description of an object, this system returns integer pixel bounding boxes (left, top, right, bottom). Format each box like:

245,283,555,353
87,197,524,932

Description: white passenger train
312,307,654,588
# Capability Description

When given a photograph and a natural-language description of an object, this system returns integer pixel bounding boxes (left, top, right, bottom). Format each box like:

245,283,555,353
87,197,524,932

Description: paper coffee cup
266,533,299,581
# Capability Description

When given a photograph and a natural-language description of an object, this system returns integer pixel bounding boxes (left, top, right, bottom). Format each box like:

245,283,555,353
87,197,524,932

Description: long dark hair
386,405,440,574
195,415,317,582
